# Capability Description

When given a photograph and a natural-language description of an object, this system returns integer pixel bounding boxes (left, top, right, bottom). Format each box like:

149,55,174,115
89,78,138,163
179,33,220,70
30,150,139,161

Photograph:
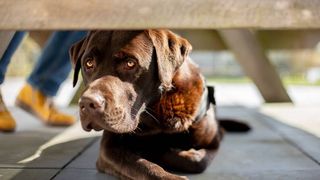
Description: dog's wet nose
83,122,93,132
79,94,105,114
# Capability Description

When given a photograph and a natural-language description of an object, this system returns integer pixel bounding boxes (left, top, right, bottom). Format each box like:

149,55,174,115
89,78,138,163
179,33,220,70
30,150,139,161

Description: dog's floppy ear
147,30,192,91
69,37,88,87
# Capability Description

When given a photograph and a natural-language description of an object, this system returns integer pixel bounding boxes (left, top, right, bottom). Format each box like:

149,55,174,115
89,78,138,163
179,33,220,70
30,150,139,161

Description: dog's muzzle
79,92,105,131
78,76,140,133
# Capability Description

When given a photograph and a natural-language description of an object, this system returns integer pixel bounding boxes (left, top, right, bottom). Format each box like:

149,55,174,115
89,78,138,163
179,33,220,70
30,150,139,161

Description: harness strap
207,86,216,105
194,85,216,122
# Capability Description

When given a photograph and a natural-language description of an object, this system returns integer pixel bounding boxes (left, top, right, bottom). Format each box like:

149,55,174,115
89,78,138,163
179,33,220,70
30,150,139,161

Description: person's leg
0,31,26,132
16,31,86,126
0,32,25,84
27,31,86,96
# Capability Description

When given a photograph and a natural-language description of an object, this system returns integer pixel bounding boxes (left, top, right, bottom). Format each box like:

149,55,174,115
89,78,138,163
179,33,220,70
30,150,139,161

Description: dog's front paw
163,174,189,180
96,158,115,175
176,175,189,180
178,148,206,162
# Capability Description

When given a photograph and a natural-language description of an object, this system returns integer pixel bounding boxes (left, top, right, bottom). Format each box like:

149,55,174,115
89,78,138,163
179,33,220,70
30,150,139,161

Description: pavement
0,106,320,180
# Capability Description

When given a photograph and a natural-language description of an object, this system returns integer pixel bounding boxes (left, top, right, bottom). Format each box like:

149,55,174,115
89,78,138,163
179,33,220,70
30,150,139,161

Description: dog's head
70,30,192,133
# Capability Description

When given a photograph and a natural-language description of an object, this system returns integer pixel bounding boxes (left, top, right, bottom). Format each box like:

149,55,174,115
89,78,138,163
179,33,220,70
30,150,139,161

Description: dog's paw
178,148,206,162
177,175,189,180
163,174,189,180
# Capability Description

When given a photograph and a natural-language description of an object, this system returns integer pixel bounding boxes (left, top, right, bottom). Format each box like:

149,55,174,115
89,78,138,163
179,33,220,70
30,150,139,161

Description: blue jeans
27,31,86,96
0,31,26,84
0,31,86,97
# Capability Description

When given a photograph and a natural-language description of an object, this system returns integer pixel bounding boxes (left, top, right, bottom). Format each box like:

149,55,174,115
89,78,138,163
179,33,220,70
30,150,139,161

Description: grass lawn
207,76,320,86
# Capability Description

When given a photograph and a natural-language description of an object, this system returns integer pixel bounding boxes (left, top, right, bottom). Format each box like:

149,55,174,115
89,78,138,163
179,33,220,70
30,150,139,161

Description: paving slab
54,169,115,180
1,106,320,179
65,140,100,170
0,108,67,168
0,107,98,169
257,108,320,166
0,169,58,180
188,170,320,180
54,106,320,179
53,140,116,179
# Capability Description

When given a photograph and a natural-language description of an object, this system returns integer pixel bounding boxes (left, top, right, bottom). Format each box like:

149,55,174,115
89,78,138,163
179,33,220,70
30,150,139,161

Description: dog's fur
70,30,249,180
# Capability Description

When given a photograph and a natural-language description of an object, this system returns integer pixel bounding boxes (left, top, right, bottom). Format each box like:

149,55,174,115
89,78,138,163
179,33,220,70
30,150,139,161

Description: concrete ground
1,106,320,180
0,78,320,180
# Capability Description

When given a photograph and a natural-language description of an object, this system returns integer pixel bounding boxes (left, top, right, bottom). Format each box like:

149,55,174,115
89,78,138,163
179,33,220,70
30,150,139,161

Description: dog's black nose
79,94,105,114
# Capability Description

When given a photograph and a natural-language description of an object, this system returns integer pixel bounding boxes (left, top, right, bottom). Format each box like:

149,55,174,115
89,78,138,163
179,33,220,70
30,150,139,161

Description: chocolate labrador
70,30,249,180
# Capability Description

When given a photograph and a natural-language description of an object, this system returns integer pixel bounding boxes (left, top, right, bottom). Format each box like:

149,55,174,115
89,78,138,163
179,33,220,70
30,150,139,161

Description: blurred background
3,30,320,107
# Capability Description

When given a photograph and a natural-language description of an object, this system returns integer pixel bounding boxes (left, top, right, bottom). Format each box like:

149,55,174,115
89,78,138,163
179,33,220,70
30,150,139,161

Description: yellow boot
0,91,16,132
15,84,75,126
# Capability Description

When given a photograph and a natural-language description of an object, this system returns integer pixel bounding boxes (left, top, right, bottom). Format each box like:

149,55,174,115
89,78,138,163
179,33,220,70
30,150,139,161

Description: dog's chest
151,80,204,132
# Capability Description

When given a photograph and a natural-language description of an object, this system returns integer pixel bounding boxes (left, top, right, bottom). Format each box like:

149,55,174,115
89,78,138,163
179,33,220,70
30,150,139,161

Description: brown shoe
0,91,16,132
15,84,75,126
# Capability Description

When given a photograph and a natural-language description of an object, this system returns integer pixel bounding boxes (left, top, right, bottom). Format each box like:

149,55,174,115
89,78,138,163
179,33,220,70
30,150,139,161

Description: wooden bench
1,0,320,102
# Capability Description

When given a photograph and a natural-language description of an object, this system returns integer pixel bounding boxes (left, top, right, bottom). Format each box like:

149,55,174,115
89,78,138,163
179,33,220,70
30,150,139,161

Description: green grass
207,76,320,86
207,77,251,84
282,76,320,86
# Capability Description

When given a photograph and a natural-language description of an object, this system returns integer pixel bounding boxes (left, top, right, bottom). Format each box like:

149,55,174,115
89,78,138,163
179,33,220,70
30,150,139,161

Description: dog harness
194,85,216,123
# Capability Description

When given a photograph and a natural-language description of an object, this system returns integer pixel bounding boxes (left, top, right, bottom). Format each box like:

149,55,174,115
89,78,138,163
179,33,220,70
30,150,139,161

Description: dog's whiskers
145,107,157,114
144,109,160,124
132,126,142,134
131,106,161,124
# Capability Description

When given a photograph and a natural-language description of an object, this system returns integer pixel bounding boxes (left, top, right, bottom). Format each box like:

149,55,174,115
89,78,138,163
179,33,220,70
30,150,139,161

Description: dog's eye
85,58,95,70
126,60,136,69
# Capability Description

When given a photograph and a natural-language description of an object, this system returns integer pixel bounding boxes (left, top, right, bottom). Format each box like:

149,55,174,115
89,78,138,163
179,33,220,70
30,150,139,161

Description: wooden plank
1,0,320,29
175,30,226,51
28,31,53,48
219,29,292,102
257,30,320,50
177,30,320,51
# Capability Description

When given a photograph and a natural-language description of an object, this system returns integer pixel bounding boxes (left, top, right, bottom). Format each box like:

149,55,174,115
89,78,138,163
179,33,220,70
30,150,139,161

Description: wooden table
1,0,319,29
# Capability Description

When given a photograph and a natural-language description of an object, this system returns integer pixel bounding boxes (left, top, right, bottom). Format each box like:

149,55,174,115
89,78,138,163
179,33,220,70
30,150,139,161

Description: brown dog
70,30,249,180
